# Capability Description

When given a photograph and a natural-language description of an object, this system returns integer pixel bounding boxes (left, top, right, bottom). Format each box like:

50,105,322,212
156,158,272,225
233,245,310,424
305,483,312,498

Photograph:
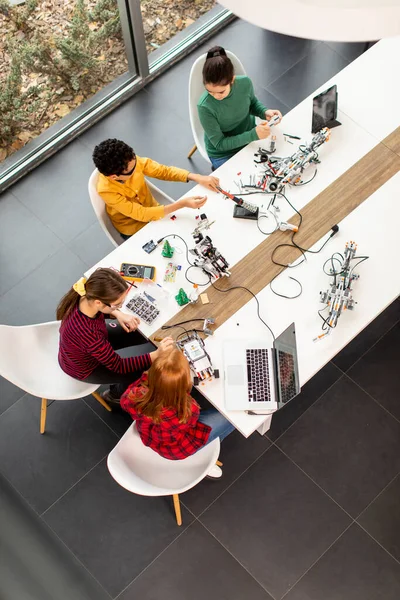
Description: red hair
134,349,193,423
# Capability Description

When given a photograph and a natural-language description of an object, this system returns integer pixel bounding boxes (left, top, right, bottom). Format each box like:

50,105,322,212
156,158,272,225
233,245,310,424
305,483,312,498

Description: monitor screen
273,323,300,406
312,85,338,133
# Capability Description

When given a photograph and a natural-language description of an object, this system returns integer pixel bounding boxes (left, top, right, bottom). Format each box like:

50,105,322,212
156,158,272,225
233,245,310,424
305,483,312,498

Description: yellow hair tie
73,277,87,297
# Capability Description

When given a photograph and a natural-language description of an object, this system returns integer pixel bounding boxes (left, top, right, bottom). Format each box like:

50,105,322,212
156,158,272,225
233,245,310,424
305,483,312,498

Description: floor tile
0,191,63,295
332,299,400,372
0,472,111,600
269,42,348,109
284,524,400,600
347,322,400,421
119,520,272,600
200,446,350,599
0,397,118,514
277,375,400,517
68,221,115,269
325,40,376,63
206,21,320,88
0,376,25,416
0,246,88,325
267,361,342,442
10,140,97,244
181,428,270,516
83,392,132,438
254,84,291,117
358,474,400,563
43,459,194,598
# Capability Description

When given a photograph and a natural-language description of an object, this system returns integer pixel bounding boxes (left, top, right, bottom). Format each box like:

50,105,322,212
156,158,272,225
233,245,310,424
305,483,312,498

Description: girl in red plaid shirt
121,348,234,475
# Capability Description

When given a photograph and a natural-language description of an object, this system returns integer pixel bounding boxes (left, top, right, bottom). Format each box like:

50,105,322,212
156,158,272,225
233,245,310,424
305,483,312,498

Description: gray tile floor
1,19,400,600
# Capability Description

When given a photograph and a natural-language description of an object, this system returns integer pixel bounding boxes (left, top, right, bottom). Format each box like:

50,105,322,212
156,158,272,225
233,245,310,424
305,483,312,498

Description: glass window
140,0,217,55
0,0,131,163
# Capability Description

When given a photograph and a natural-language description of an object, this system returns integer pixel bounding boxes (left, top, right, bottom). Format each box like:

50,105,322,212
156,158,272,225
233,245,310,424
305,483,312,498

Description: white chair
88,169,174,247
188,51,247,162
0,322,111,434
107,422,221,526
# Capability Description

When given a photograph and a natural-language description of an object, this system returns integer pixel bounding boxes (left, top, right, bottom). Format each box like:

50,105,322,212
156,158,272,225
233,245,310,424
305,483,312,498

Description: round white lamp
218,0,400,41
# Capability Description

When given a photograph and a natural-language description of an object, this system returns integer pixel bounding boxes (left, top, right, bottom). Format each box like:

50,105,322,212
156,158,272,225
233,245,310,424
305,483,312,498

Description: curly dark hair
92,139,136,176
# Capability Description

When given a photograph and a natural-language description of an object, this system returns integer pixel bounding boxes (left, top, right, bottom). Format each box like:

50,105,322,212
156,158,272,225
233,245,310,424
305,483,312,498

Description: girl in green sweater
197,46,282,170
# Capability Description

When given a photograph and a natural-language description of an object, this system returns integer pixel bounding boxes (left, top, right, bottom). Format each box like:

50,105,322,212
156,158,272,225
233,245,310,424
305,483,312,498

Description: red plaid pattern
121,374,211,460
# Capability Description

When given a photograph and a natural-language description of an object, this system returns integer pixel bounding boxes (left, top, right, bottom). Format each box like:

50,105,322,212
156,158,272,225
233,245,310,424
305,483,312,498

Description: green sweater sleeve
198,105,259,153
248,80,267,120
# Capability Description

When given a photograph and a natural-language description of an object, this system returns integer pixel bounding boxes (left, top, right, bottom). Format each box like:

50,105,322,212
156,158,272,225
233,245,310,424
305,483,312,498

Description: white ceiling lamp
218,0,400,41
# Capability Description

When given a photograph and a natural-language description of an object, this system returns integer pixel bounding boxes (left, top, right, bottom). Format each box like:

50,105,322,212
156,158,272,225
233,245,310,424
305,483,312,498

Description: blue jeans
120,232,131,241
198,409,235,445
209,155,231,170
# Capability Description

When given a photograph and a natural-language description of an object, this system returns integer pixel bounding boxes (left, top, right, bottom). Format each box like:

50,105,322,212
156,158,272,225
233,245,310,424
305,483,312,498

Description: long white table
87,38,400,437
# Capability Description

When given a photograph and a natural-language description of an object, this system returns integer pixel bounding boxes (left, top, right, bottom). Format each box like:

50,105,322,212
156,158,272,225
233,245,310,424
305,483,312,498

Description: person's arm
100,190,165,223
198,105,258,153
248,79,268,120
87,335,154,374
142,157,189,183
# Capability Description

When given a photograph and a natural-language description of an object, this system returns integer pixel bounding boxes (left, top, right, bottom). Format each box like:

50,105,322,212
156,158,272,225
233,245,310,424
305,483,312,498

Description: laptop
312,84,341,134
223,323,300,412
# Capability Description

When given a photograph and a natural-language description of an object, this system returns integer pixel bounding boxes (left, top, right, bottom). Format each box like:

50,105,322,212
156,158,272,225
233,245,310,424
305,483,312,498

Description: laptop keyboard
278,350,297,404
246,349,271,402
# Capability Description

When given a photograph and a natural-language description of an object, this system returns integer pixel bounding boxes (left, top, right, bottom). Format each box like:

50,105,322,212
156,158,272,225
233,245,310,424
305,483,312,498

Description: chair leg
187,144,197,159
216,460,223,467
40,398,47,434
173,494,182,526
91,391,112,412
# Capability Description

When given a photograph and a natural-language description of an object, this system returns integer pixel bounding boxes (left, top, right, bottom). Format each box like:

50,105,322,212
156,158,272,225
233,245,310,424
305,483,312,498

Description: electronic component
252,127,330,193
190,232,230,280
120,263,156,282
142,240,157,254
176,330,219,385
314,241,367,341
126,293,160,325
193,213,215,235
164,262,177,283
267,114,280,127
216,185,258,213
233,204,259,220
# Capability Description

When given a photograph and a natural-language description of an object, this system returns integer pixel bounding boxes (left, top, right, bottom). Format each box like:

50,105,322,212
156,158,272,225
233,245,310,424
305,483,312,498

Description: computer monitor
312,84,341,133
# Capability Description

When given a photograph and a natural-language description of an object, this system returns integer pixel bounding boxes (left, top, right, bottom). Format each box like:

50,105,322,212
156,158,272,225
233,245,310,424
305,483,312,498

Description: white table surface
86,39,400,437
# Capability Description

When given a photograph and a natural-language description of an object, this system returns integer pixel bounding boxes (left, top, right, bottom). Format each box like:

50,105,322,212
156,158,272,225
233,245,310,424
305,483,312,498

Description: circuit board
126,293,160,325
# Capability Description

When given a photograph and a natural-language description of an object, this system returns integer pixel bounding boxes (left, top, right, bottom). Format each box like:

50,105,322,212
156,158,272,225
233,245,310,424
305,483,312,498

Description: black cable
257,211,279,235
158,233,212,287
211,281,275,340
269,274,303,299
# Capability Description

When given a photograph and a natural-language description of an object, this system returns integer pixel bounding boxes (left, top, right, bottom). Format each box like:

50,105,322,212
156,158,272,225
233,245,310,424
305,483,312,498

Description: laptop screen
312,85,338,133
273,323,300,406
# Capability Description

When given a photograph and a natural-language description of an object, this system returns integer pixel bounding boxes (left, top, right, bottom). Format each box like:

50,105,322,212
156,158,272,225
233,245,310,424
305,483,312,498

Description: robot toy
189,232,231,280
314,241,361,341
176,330,219,385
253,127,330,193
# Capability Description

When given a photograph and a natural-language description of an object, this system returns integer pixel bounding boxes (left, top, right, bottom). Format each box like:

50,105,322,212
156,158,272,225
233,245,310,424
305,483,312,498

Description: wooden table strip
152,134,400,341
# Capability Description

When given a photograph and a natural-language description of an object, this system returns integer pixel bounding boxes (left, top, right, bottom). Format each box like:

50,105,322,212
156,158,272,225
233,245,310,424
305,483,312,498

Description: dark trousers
83,321,156,398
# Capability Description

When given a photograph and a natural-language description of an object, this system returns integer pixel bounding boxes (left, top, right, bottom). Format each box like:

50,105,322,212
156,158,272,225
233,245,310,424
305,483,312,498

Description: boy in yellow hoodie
93,139,220,239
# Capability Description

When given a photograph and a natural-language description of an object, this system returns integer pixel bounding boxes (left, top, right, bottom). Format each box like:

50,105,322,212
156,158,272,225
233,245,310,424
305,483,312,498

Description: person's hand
115,311,140,333
265,109,282,124
182,195,207,210
195,174,220,192
256,123,271,140
159,336,175,353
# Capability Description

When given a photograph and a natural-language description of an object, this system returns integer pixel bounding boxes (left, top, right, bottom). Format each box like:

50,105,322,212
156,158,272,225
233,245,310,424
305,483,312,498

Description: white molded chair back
0,322,100,400
107,422,220,496
188,51,247,163
88,169,124,248
89,169,174,247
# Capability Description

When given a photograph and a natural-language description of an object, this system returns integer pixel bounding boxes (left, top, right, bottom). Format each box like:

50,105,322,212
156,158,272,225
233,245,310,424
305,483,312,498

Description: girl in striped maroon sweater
57,268,174,402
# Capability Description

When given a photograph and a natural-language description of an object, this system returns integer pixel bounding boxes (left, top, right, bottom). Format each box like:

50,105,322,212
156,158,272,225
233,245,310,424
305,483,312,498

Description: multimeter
120,263,156,282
